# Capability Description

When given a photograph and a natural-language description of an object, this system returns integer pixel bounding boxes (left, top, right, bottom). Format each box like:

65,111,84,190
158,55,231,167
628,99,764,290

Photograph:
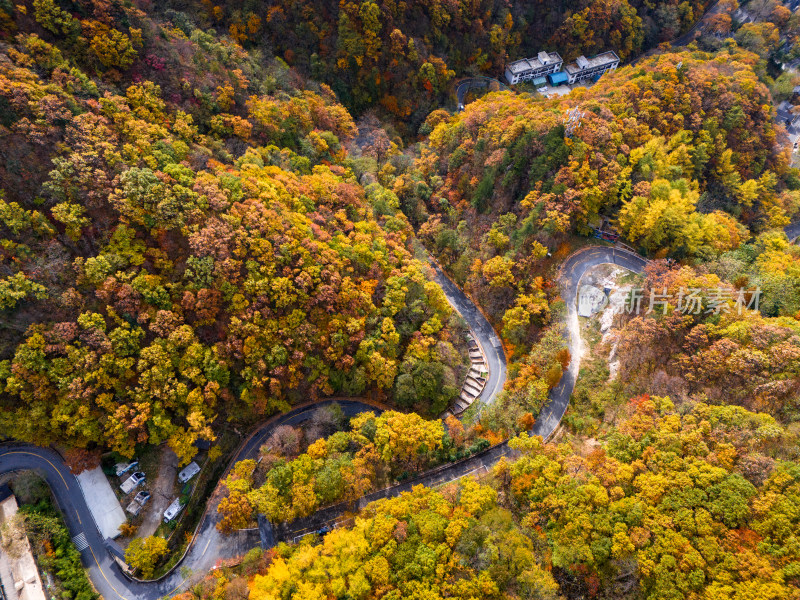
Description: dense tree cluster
216,409,497,529
600,249,800,423
252,480,560,600
125,535,169,579
480,325,570,436
5,2,800,598
700,0,800,76
181,395,800,600
504,396,800,599
0,2,465,462
162,0,714,131
397,46,799,428
19,497,97,600
414,48,791,255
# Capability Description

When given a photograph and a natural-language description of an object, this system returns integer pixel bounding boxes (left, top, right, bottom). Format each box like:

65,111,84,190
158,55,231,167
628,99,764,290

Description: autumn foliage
0,3,464,462
216,408,496,527
201,397,800,600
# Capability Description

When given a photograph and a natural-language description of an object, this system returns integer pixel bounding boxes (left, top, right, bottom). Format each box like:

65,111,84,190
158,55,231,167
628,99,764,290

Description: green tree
125,536,168,578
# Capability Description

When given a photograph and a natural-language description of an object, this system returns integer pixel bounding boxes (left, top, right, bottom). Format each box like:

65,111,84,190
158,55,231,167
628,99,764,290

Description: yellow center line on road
202,537,212,556
89,546,130,600
4,452,137,600
4,451,69,491
165,580,187,597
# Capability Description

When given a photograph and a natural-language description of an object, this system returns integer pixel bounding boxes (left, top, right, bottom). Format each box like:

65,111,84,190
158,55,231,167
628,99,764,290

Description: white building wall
567,60,619,84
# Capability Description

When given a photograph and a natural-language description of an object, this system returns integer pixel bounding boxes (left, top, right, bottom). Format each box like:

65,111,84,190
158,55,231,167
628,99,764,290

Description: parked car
114,460,138,477
134,490,151,506
120,472,145,494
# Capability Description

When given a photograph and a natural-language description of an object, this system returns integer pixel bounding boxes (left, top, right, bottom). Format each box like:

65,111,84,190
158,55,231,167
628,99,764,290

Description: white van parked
177,462,200,484
163,497,184,523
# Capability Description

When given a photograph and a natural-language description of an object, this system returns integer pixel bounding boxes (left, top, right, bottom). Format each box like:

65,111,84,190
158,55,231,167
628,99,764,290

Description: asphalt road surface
428,260,507,412
671,0,721,47
786,221,800,242
0,257,513,600
0,400,384,600
6,235,798,597
455,77,508,108
532,246,648,438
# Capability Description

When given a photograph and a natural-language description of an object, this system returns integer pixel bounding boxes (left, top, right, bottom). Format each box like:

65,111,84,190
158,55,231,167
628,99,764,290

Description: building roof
507,52,563,74
507,59,531,74
104,538,126,561
0,495,47,600
549,71,570,85
565,51,620,74
76,467,126,539
532,76,548,86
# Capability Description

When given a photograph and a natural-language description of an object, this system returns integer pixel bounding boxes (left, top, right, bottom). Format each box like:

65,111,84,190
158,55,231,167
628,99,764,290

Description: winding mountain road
785,221,800,242
0,0,792,580
532,246,648,438
0,400,384,600
454,77,509,109
428,261,507,411
0,244,655,600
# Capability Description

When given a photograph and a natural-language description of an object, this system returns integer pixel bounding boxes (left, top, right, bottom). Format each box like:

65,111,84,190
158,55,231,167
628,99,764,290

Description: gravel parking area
136,447,178,539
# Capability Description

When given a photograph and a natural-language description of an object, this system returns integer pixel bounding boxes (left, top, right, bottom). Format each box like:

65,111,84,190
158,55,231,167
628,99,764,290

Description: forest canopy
3,1,800,599
0,0,466,462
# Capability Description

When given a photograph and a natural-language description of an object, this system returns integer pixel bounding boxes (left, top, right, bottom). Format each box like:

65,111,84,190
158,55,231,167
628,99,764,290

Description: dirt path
138,447,178,538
